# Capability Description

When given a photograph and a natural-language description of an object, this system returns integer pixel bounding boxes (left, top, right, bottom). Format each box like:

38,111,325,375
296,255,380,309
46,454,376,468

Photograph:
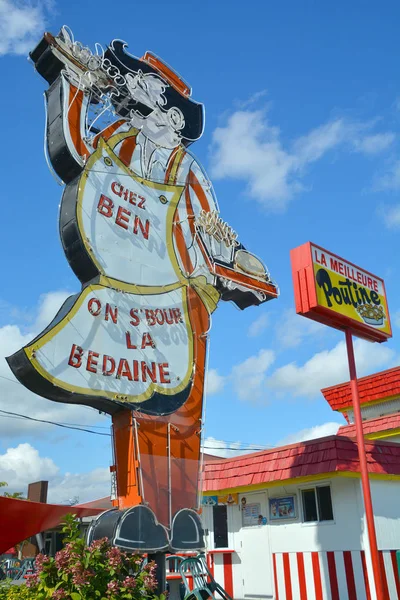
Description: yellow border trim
168,147,186,185
365,428,400,440
202,470,400,496
337,393,400,413
24,284,194,404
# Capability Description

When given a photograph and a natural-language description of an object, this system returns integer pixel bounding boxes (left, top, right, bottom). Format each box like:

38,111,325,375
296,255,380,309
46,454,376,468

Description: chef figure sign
8,28,278,552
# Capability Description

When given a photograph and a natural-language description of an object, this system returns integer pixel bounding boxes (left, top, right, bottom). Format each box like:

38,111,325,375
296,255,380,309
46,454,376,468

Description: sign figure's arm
46,74,94,182
30,29,126,184
183,160,278,310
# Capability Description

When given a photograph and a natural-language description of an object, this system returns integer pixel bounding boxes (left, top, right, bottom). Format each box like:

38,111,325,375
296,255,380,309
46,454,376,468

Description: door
239,492,274,599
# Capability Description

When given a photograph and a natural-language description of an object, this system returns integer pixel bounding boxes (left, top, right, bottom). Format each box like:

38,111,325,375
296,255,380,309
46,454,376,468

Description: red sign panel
290,242,391,343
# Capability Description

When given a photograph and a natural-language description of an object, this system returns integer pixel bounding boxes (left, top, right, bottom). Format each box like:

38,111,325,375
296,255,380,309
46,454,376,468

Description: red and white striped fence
273,550,400,599
165,551,234,597
207,550,234,597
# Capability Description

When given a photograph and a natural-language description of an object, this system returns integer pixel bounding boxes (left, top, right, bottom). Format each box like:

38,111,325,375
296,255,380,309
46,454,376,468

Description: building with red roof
201,367,400,599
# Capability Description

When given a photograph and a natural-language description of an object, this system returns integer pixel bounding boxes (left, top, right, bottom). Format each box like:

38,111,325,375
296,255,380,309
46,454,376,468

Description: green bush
0,515,163,600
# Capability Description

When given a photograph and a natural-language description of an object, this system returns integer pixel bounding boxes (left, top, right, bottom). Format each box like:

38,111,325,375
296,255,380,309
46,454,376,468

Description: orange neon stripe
68,86,88,158
142,52,190,97
173,209,193,275
119,136,137,167
185,184,196,238
93,119,126,148
189,169,211,212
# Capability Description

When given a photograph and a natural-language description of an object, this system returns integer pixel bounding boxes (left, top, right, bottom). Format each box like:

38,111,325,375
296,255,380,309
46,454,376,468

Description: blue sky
1,0,400,502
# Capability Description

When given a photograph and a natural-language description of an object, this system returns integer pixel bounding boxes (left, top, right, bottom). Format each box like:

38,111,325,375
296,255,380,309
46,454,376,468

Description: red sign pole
345,329,384,600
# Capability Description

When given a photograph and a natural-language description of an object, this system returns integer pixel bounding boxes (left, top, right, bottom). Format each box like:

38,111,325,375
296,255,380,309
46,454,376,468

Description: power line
0,409,111,437
0,374,107,415
0,376,272,450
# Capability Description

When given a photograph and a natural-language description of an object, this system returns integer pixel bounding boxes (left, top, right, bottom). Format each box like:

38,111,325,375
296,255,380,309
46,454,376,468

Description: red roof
202,435,400,492
338,414,400,438
75,496,113,510
321,366,400,412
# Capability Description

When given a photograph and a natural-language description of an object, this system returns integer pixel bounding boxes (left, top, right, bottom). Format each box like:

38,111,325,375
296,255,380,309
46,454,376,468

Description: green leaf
71,593,82,600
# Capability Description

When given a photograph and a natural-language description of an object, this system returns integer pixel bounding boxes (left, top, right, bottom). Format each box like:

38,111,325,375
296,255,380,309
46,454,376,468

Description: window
213,505,228,548
301,486,333,522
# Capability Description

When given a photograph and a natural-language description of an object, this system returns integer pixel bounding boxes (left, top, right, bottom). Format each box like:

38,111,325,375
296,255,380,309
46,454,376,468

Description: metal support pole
345,329,384,600
167,423,172,527
148,552,166,596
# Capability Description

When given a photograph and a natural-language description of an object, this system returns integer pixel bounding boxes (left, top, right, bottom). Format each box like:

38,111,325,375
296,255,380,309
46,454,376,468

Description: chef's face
126,71,185,148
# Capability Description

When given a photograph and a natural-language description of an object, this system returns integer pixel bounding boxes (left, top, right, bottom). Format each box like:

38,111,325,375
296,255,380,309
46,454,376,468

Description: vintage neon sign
291,242,391,342
7,27,278,552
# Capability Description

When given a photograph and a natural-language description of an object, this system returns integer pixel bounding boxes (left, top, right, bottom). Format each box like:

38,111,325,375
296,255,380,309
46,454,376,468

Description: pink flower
122,575,136,589
106,580,120,596
55,549,69,570
52,589,67,599
143,574,157,591
26,574,39,588
34,553,47,571
90,538,108,552
106,546,122,569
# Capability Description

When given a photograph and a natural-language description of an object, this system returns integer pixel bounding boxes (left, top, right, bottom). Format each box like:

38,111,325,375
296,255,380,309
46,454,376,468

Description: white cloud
210,108,395,212
352,132,395,155
267,338,395,399
380,204,400,230
275,309,325,348
277,422,342,446
231,348,275,402
0,443,58,491
203,436,265,459
0,291,108,439
0,0,48,56
248,313,269,337
0,442,110,504
237,90,269,109
210,109,297,211
48,467,110,505
34,291,72,332
376,160,400,193
393,311,400,328
206,368,225,395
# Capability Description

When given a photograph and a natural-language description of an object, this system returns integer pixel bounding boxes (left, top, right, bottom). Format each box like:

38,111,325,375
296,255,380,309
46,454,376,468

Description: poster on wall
242,503,262,527
218,493,238,505
269,496,296,521
202,493,238,506
202,496,218,506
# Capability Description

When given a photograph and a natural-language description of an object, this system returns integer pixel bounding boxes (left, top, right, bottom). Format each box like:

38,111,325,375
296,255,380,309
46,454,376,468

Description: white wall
202,478,366,555
267,477,365,553
370,479,400,550
201,477,400,599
